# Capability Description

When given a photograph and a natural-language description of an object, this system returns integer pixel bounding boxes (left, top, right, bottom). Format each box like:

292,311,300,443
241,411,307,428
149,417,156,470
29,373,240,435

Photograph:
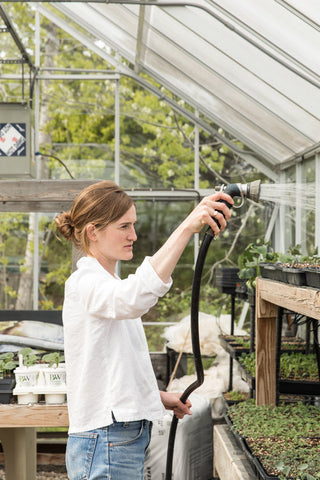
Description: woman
55,180,233,480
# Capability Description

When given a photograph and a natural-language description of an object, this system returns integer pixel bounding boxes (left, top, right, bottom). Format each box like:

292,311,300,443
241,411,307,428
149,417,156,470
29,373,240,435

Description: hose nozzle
217,179,261,203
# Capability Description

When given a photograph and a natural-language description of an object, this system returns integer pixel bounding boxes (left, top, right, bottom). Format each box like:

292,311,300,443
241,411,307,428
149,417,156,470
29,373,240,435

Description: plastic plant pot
44,391,66,404
15,392,39,405
0,377,15,404
14,366,38,389
43,366,66,388
42,364,67,404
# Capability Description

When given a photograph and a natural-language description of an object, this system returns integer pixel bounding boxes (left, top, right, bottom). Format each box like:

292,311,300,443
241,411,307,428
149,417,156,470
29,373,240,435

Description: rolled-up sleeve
70,256,172,320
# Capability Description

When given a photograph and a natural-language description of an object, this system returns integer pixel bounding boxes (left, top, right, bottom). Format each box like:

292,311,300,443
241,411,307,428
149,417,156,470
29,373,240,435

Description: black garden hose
165,231,214,480
164,181,260,479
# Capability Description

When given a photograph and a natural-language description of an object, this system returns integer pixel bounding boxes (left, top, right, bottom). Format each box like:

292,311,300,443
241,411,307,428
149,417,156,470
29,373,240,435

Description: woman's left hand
160,391,192,419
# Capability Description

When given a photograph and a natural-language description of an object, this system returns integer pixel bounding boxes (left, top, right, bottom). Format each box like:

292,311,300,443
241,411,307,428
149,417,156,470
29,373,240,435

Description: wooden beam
0,180,205,212
0,180,98,212
257,277,320,321
0,404,68,427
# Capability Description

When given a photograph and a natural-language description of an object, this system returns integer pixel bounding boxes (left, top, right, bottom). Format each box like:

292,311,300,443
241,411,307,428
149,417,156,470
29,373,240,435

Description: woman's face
88,204,137,273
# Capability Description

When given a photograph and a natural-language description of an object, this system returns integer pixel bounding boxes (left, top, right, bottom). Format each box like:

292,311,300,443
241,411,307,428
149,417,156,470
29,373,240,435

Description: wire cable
35,152,75,179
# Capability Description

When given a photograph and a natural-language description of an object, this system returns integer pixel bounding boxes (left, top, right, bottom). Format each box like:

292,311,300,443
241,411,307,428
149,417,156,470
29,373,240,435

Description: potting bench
0,309,67,480
0,403,68,480
214,277,320,480
255,277,320,405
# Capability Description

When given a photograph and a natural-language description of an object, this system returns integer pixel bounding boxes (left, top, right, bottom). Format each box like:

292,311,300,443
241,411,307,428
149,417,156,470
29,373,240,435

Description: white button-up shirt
63,256,172,433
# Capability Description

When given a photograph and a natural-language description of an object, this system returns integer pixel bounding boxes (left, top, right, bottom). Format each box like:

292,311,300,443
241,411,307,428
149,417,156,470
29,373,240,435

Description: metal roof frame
2,0,320,181
39,0,320,178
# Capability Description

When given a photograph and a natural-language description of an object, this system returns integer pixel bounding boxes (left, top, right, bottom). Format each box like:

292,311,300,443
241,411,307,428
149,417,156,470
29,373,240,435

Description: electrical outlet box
0,103,35,178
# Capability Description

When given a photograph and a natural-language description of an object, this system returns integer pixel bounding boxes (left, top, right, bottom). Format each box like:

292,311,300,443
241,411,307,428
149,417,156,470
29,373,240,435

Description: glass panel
284,166,296,252
211,0,320,75
51,1,320,168
301,158,316,255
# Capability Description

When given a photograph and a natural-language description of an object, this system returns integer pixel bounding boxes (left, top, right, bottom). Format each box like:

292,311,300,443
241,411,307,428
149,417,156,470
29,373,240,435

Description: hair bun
54,212,75,242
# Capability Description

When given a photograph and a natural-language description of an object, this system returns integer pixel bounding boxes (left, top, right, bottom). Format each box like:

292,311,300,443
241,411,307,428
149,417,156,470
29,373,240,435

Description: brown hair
54,181,134,255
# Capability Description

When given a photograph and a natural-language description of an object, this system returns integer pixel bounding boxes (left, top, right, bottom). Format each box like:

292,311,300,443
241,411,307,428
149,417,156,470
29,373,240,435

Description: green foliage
224,390,248,402
0,213,29,308
239,352,320,381
278,244,320,266
42,352,65,367
18,348,39,367
0,352,18,378
228,401,320,479
238,242,278,290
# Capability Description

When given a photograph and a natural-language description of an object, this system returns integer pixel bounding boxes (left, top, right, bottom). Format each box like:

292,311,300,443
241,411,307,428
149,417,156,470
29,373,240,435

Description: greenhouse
0,1,320,480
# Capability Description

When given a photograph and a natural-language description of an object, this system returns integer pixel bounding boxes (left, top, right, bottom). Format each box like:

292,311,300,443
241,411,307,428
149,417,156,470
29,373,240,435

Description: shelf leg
0,427,37,480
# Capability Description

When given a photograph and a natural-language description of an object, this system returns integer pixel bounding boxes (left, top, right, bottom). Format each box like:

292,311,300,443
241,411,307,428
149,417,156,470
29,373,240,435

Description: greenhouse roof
3,1,320,180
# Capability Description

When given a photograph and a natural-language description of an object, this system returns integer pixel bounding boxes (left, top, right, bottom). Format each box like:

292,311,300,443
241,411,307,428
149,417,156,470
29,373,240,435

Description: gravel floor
0,465,68,480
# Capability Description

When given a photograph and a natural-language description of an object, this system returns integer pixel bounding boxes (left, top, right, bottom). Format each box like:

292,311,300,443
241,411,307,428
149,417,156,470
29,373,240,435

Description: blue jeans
66,419,152,480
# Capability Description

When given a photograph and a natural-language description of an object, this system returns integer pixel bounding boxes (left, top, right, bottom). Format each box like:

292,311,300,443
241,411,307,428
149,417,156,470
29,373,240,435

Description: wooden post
0,405,68,480
0,428,37,480
255,278,278,405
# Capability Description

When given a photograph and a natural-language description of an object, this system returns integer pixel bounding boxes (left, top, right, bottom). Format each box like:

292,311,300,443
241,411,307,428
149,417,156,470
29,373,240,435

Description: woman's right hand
182,190,234,236
149,190,234,283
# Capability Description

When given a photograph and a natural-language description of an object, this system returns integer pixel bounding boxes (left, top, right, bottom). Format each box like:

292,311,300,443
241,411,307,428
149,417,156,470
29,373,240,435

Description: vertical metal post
33,8,41,310
35,8,40,180
315,153,320,252
114,78,120,185
114,78,121,277
194,110,199,265
228,293,236,391
276,171,286,253
295,162,302,247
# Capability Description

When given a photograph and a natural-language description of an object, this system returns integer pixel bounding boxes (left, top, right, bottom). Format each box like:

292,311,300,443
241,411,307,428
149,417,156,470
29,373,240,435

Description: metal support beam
295,162,302,247
264,204,279,243
316,153,320,252
0,4,34,69
134,4,146,74
194,109,199,266
114,78,120,184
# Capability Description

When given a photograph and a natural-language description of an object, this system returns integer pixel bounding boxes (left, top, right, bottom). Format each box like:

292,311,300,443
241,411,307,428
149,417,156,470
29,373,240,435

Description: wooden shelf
0,404,68,428
255,277,320,405
257,277,320,320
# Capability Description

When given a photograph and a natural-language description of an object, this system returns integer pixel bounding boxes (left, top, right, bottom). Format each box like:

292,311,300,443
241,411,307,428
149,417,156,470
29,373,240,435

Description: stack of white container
13,354,67,404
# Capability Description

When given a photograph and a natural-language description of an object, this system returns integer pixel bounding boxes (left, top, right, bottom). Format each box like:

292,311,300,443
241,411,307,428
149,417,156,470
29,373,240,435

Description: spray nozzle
206,179,261,237
215,179,261,205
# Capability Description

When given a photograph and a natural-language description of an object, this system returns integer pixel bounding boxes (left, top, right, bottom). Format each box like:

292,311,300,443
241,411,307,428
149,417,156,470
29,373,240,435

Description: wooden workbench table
255,277,320,405
0,403,68,480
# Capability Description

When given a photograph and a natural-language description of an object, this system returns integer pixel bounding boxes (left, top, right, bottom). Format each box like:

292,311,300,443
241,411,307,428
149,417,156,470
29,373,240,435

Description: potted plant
41,352,66,404
219,335,251,359
223,390,250,406
0,352,18,403
214,267,241,294
303,248,320,288
13,347,40,404
276,245,320,288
